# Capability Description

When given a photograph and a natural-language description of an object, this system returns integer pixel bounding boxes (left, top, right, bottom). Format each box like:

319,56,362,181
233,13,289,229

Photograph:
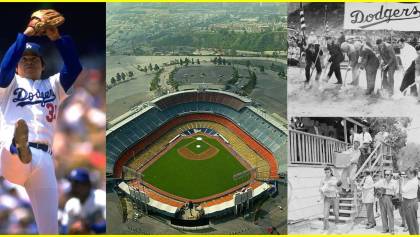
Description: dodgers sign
344,3,420,31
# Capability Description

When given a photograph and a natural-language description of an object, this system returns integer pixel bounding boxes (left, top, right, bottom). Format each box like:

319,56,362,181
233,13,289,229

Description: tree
251,71,257,85
228,67,239,85
246,60,251,68
397,143,420,171
128,71,134,78
148,63,153,71
366,117,411,170
366,117,410,153
180,58,183,66
111,77,116,84
222,59,226,65
184,57,190,65
191,58,195,64
196,58,200,64
121,72,126,80
154,64,160,71
143,66,148,73
116,73,121,81
217,56,222,65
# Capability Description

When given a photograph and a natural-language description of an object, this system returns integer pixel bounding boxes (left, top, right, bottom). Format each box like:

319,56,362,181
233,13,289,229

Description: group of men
319,125,419,235
357,168,419,235
289,31,420,102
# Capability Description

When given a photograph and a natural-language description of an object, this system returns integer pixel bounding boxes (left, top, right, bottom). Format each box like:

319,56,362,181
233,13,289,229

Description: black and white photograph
287,116,420,234
287,3,420,117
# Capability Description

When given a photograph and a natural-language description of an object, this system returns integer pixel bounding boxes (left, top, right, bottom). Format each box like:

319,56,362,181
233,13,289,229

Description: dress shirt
401,177,419,199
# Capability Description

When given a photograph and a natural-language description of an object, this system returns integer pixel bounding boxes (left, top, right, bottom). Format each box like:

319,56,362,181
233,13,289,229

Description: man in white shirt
358,126,372,170
310,120,320,135
401,168,419,235
398,38,417,74
375,170,399,234
360,170,376,229
349,128,362,145
374,125,389,148
360,126,373,147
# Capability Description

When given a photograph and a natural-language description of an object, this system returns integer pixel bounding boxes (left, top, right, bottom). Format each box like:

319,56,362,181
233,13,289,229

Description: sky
407,117,420,144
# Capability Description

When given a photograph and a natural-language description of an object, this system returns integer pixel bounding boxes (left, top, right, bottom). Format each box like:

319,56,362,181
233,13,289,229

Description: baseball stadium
106,89,286,233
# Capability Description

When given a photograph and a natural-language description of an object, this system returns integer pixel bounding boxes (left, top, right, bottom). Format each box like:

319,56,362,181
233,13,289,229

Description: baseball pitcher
0,10,82,234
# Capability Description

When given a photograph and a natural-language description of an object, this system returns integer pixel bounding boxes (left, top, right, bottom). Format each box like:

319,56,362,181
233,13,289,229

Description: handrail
290,129,349,143
289,129,349,165
353,143,381,179
369,152,382,172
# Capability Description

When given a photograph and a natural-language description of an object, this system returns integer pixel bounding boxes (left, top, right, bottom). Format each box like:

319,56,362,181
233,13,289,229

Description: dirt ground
288,66,420,117
288,207,420,234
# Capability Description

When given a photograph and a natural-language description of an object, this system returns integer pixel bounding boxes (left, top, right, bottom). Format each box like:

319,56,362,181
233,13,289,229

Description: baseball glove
28,9,65,36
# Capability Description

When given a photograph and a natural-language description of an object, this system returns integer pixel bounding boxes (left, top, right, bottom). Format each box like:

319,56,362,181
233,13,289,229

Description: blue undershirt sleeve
55,35,82,93
0,33,28,88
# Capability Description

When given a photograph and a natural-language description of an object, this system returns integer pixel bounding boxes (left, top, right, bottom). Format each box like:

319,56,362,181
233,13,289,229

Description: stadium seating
153,91,247,111
107,90,286,179
125,120,272,180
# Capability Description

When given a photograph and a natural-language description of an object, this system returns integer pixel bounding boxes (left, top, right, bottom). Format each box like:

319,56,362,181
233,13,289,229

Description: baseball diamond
139,134,251,201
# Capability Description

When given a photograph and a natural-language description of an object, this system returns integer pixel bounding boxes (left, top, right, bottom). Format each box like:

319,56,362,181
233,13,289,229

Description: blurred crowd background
0,3,106,234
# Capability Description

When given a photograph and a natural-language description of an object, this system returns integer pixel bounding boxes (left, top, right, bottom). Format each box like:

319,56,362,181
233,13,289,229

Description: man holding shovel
359,43,380,96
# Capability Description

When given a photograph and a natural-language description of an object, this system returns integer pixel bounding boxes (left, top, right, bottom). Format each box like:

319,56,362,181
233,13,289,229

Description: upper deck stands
106,90,286,176
152,90,250,111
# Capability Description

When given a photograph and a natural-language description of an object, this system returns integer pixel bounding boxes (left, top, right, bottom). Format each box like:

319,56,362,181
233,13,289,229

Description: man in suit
341,41,361,86
359,43,380,95
375,170,399,234
326,36,344,84
376,39,397,97
305,43,323,86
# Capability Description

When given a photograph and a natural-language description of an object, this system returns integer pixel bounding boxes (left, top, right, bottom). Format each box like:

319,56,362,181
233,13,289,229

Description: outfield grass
142,135,250,200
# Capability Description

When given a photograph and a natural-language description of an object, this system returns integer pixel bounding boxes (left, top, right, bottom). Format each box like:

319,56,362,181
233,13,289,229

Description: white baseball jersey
61,189,106,227
0,73,68,146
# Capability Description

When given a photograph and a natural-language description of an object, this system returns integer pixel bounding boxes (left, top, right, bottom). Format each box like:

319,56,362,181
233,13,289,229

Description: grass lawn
185,139,210,154
142,135,250,199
